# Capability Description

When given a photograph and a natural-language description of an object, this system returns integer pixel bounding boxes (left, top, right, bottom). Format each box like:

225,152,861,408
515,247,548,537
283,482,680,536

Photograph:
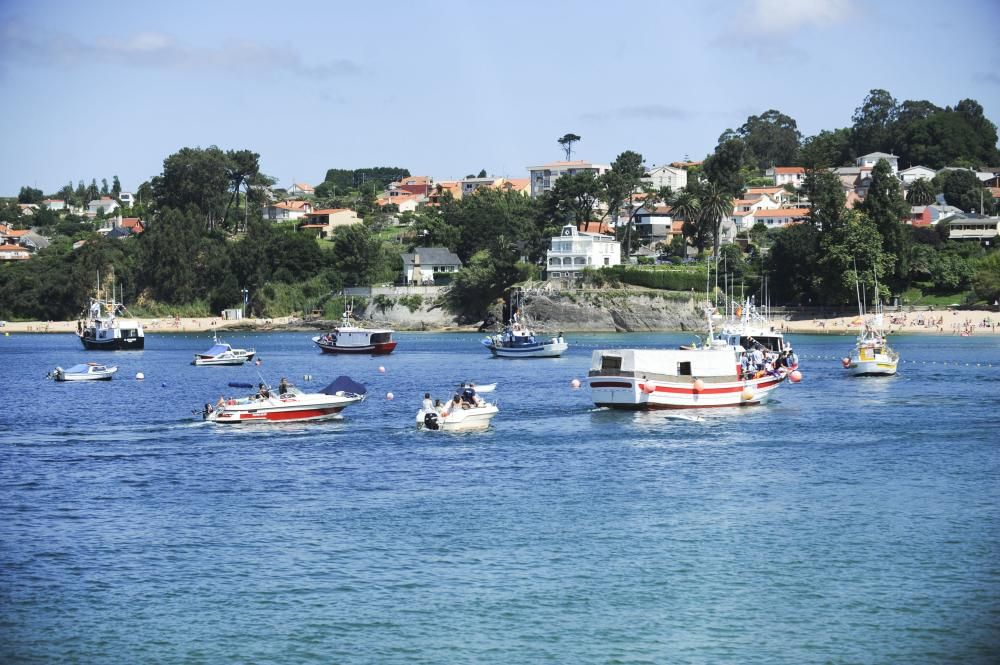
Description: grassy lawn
900,286,973,307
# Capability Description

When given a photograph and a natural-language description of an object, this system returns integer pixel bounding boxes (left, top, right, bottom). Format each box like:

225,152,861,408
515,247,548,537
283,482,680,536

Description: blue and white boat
482,290,568,358
192,334,256,366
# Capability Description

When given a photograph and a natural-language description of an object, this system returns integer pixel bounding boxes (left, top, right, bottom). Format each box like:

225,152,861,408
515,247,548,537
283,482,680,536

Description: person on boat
278,378,290,395
216,396,226,410
434,398,444,413
256,383,270,399
422,392,434,412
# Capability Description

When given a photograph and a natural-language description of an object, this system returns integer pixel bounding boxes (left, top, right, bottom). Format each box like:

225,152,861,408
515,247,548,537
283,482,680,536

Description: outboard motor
423,412,440,431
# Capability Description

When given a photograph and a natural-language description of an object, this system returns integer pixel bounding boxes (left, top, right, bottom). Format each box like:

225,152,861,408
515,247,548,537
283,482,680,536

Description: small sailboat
844,267,899,376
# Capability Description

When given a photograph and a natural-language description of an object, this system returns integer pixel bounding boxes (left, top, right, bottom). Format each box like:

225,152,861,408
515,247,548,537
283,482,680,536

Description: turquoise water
1,330,998,663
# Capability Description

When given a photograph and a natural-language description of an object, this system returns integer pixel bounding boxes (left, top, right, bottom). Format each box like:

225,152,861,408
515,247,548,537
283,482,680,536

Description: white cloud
0,19,360,80
744,0,855,34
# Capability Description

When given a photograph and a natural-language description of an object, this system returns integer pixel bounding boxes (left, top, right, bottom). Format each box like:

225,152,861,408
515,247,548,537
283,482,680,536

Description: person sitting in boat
256,383,270,399
278,378,290,395
422,392,434,412
216,395,226,410
461,384,478,407
750,345,765,371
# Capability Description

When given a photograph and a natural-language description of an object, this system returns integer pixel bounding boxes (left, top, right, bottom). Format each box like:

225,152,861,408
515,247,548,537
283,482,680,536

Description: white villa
857,152,899,174
765,166,806,188
527,160,610,197
642,165,688,191
898,165,936,185
546,224,620,280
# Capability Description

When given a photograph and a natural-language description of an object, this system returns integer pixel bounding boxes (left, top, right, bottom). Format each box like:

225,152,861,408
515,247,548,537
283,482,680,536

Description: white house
527,160,611,197
262,200,313,221
751,207,810,229
0,243,31,260
729,195,780,231
857,152,899,174
119,192,136,207
288,182,315,197
898,165,936,185
765,166,806,188
41,199,67,211
546,224,620,279
642,165,688,191
86,197,121,219
946,214,1000,243
399,247,463,284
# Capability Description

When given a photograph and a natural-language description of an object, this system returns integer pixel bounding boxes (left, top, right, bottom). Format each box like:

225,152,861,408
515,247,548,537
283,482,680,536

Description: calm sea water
1,329,998,664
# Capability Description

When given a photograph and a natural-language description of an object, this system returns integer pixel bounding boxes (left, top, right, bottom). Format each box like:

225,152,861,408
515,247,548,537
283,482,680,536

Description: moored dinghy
51,362,118,381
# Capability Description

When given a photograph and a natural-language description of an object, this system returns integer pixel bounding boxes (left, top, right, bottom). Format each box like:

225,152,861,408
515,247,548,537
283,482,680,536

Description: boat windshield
65,364,91,373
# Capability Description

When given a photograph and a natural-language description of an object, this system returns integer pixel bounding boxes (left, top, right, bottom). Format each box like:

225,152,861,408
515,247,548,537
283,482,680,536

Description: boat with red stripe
203,376,366,424
588,306,799,410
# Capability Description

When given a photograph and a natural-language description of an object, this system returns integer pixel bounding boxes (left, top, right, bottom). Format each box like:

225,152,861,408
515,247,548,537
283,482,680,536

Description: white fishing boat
417,401,499,432
78,273,144,351
312,303,396,355
588,306,793,409
843,268,899,377
203,376,365,424
482,289,567,358
192,334,256,366
51,362,117,381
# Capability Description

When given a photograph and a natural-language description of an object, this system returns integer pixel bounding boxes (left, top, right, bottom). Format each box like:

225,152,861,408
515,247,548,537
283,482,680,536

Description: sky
1,0,999,196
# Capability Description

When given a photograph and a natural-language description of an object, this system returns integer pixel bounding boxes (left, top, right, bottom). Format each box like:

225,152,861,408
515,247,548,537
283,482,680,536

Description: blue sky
1,0,998,196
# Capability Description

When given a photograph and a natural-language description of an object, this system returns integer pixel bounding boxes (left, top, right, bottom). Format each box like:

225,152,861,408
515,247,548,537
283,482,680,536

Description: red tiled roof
578,221,614,234
771,167,805,174
754,208,810,217
308,208,351,215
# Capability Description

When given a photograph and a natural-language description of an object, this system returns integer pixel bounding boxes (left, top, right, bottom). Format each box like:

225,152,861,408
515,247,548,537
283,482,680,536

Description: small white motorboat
417,400,499,432
51,362,117,381
203,376,365,424
193,335,256,366
460,382,496,393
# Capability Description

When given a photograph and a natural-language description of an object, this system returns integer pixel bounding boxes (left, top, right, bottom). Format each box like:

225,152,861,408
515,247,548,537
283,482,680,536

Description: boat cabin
590,348,738,379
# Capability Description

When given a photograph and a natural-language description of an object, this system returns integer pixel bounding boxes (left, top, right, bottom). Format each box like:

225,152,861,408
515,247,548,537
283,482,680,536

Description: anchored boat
482,289,567,358
192,334,256,366
312,304,396,355
78,274,144,351
51,362,117,382
588,307,792,409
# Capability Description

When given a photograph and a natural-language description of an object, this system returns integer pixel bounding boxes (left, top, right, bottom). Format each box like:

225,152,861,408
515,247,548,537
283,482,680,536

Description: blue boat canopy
320,375,367,396
65,364,92,374
201,344,230,356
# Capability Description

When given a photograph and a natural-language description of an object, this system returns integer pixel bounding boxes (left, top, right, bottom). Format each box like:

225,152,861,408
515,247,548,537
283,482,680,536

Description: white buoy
386,391,394,400
570,378,581,389
135,372,144,380
378,366,385,373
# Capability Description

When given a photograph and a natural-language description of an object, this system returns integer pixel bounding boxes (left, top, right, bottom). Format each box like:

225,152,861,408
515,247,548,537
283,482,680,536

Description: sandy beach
2,309,998,336
0,316,300,334
781,308,1000,336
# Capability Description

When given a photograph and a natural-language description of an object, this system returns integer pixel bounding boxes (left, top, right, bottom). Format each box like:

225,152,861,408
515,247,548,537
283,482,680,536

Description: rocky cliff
319,288,705,332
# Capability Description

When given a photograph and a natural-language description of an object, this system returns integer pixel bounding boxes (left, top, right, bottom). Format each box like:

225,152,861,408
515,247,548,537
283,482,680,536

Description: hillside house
299,208,361,238
400,247,462,284
527,160,610,197
262,200,313,222
642,165,688,191
765,166,806,188
546,224,620,280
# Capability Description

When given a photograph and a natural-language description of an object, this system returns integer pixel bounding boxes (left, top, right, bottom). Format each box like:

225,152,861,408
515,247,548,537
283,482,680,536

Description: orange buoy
789,370,802,383
693,379,705,392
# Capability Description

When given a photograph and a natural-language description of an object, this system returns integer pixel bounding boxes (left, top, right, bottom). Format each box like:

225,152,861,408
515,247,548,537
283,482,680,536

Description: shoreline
3,308,999,336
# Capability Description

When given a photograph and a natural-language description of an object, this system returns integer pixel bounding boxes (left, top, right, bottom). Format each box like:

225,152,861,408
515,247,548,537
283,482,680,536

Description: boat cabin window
741,336,781,352
600,355,622,372
677,361,692,376
370,332,391,344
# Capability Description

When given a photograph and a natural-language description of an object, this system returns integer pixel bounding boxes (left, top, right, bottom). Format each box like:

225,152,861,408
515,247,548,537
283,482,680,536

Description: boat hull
484,340,568,358
313,338,397,355
589,373,786,409
417,404,498,432
205,392,363,424
192,352,255,366
847,358,898,376
55,372,115,382
80,334,144,350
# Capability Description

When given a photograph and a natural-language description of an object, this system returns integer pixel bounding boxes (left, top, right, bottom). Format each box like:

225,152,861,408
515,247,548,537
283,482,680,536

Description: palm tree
669,189,702,253
699,181,734,259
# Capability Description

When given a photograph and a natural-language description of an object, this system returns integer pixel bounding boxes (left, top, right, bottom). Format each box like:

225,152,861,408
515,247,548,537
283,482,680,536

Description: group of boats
53,277,901,424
